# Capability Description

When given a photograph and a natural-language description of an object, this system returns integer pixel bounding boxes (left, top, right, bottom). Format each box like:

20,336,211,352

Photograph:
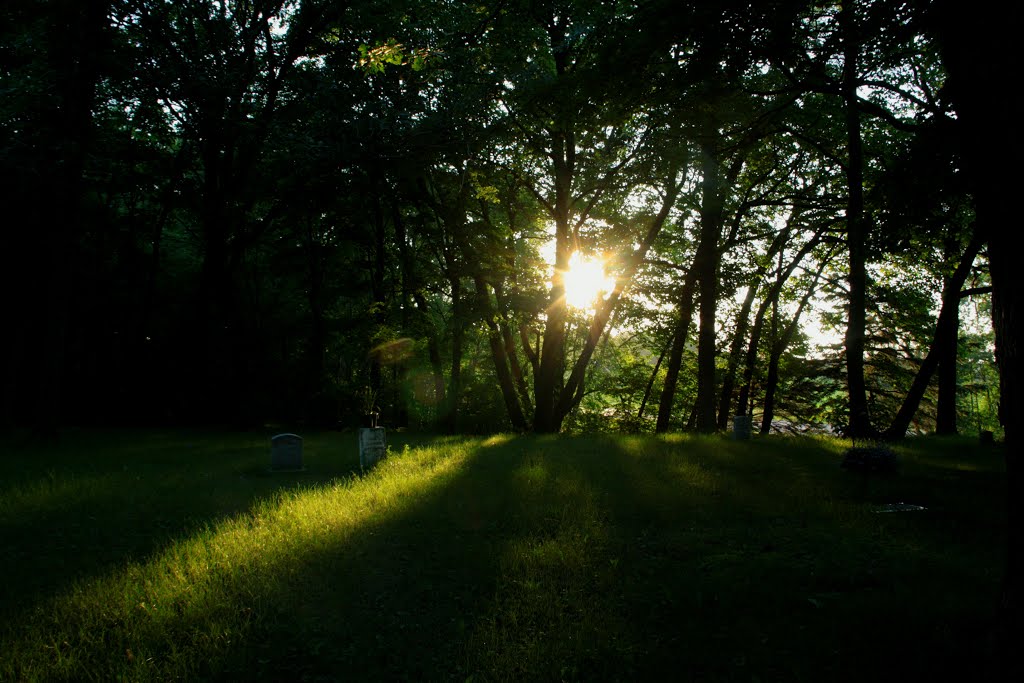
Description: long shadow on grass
1,433,1007,682
0,429,432,625
463,434,1005,681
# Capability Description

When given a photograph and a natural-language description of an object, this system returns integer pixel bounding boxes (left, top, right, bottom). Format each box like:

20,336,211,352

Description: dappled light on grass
482,433,514,448
1,438,480,681
1,433,1007,681
467,434,1005,680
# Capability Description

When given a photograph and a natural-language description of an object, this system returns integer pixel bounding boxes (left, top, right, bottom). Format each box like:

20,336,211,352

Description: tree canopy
0,0,1006,444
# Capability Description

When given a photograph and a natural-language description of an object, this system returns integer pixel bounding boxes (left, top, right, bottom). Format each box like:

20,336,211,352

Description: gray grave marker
359,427,387,471
732,415,752,440
271,433,304,471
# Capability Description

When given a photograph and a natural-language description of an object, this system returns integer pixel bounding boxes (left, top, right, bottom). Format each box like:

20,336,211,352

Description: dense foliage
0,0,1000,438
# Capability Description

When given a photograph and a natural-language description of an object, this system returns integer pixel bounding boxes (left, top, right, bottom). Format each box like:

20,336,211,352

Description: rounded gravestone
270,433,304,471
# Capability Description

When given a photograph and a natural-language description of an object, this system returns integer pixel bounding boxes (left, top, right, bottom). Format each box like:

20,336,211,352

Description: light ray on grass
2,439,480,681
0,433,1007,681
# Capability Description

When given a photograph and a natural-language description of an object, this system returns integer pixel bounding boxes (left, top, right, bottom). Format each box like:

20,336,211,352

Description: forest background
0,0,1010,443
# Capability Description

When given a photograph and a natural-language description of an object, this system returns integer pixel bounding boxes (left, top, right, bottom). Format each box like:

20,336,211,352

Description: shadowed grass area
0,431,1006,681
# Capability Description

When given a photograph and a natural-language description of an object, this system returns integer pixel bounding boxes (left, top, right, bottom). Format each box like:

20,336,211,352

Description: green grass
0,430,1007,681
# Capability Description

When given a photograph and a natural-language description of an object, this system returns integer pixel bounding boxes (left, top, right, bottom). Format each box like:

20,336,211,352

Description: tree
0,0,112,431
931,0,1023,669
468,1,690,433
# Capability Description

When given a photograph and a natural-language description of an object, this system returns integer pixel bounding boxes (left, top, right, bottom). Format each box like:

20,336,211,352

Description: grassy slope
0,430,1006,681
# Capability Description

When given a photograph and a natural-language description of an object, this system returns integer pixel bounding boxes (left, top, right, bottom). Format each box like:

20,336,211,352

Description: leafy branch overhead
358,38,441,73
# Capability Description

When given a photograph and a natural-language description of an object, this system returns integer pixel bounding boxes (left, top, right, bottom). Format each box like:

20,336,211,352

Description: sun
563,253,614,310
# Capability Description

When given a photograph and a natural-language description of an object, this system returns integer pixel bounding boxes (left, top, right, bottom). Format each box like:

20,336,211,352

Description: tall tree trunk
475,276,528,431
761,334,782,434
760,260,826,433
504,322,533,418
717,280,760,430
736,291,773,417
840,0,873,439
533,130,573,434
638,335,672,422
552,170,681,426
880,231,983,439
935,235,968,435
656,270,699,432
717,230,790,428
762,276,780,426
736,234,823,418
935,3,1021,673
694,145,726,434
494,283,534,420
933,299,959,435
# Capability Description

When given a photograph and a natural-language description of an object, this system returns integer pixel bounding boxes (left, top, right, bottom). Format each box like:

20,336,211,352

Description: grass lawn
0,429,1007,681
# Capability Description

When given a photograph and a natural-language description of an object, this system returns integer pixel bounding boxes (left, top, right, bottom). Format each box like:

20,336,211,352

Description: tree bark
638,335,671,422
935,235,970,435
503,321,534,418
840,0,874,439
717,229,790,429
933,294,960,435
880,231,983,440
694,144,726,434
736,234,824,417
934,3,1021,675
474,276,529,431
736,282,775,420
655,269,698,433
760,260,827,433
493,283,534,421
532,128,574,433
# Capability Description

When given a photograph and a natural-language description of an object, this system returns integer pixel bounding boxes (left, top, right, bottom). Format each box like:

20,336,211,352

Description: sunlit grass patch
0,431,1006,681
1,436,480,681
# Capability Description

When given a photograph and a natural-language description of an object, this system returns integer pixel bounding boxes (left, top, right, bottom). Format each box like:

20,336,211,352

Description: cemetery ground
0,430,1007,681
